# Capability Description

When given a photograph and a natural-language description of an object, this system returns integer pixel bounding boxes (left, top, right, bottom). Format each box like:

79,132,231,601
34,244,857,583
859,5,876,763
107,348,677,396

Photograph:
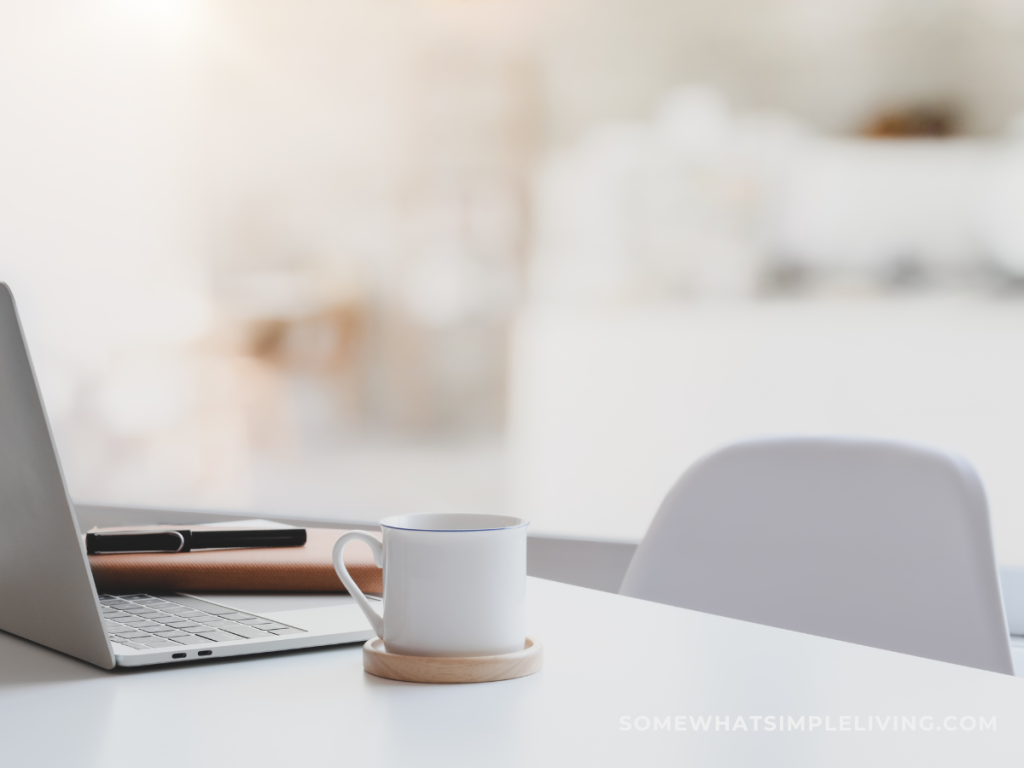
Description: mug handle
332,531,384,638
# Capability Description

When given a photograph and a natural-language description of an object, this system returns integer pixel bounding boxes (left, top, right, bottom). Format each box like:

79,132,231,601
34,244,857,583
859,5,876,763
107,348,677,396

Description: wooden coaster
362,637,543,684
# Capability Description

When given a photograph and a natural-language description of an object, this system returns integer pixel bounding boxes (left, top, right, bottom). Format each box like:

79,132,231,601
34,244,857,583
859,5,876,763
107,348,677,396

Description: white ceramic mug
332,513,528,658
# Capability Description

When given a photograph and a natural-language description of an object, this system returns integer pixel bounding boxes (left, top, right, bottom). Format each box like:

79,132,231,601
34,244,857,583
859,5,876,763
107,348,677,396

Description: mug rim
379,513,529,532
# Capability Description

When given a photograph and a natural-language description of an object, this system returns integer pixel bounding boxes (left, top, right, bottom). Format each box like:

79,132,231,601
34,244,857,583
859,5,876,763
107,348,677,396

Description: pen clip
89,530,186,554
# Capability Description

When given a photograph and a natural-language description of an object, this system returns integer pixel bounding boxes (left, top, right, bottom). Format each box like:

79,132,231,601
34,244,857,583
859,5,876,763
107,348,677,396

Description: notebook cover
88,528,382,594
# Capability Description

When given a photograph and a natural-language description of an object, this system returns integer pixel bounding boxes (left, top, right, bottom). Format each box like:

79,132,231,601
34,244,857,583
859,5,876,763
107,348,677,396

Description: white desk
2,578,1023,767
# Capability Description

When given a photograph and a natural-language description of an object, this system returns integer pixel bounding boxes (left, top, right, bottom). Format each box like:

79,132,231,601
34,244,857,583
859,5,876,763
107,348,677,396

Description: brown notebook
88,528,382,594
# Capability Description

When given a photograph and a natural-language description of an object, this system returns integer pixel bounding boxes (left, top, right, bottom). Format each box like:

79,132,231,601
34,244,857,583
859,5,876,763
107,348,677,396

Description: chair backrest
619,437,1014,674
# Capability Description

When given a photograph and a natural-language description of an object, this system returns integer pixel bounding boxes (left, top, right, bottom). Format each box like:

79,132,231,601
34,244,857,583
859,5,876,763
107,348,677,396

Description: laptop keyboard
99,594,305,651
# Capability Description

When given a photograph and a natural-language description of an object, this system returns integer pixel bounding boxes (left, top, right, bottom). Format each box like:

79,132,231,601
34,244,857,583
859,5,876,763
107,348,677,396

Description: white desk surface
2,578,1023,767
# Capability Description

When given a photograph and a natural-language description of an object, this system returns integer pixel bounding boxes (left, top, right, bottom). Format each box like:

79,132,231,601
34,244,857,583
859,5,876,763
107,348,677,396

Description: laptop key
220,625,270,639
269,628,304,635
253,623,289,631
194,630,245,643
143,639,182,648
163,597,236,615
191,604,235,616
152,629,190,638
111,640,148,650
100,611,132,620
161,606,201,616
113,631,157,639
173,624,206,632
171,636,210,645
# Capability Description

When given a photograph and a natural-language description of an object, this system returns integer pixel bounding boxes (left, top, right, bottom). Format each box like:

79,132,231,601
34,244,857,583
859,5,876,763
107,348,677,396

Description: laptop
0,283,375,668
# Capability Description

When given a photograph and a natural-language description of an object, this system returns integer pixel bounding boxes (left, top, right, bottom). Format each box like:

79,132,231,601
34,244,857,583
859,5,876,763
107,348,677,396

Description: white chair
619,437,1014,674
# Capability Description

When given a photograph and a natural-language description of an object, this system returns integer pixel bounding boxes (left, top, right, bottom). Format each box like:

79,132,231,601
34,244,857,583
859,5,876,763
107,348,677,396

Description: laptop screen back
0,284,113,668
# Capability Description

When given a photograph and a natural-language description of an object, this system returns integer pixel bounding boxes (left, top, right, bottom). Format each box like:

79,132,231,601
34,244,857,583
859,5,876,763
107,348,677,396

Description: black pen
86,528,307,555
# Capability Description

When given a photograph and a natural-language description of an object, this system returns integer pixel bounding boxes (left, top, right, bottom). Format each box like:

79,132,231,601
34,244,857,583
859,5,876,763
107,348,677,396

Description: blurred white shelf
509,296,1024,566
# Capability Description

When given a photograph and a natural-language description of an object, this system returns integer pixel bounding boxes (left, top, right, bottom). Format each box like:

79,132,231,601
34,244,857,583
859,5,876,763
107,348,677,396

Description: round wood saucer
363,637,543,684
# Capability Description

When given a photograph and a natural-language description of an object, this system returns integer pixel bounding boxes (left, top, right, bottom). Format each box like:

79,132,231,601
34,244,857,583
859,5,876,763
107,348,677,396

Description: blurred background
6,0,1024,563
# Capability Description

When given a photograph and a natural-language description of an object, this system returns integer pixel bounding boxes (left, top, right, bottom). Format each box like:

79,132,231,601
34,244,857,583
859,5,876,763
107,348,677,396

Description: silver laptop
0,283,375,668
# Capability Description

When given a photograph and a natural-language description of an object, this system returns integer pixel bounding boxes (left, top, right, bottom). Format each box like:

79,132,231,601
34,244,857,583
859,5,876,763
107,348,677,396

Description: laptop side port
172,653,186,659
198,650,213,656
